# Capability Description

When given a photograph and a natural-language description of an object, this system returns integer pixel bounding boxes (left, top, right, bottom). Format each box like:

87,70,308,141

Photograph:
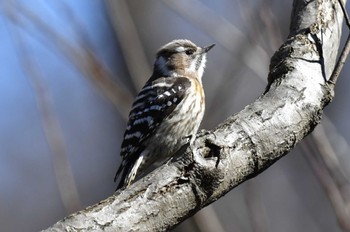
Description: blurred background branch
7,7,82,213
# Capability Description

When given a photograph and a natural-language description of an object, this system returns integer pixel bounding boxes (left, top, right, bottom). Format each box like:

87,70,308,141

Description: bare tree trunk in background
42,0,347,231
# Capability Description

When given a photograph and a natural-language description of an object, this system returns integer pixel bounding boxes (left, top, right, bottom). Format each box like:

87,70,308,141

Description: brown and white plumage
115,39,214,189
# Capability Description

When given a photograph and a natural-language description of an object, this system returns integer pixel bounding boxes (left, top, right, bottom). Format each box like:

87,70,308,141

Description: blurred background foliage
0,0,350,231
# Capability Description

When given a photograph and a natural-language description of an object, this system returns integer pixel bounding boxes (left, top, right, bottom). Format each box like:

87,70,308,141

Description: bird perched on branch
115,39,215,190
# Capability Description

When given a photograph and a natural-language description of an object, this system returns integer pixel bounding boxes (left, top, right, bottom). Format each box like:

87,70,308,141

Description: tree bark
43,0,346,231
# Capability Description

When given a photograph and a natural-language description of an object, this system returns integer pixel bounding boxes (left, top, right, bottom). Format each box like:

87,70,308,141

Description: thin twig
328,33,350,84
328,0,350,85
338,0,350,27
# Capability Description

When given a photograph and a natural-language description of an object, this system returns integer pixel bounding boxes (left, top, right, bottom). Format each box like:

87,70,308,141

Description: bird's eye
185,50,194,55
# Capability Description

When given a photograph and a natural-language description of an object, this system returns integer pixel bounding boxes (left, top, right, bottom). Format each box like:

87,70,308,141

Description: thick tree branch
43,0,346,231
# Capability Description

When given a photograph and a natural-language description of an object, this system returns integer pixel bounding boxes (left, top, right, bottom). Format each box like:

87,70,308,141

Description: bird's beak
202,43,215,53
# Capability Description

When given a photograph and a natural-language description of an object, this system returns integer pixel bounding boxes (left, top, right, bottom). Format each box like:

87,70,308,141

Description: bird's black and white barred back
115,39,215,189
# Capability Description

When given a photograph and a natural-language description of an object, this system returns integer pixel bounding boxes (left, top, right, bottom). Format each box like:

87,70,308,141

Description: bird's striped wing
114,76,191,188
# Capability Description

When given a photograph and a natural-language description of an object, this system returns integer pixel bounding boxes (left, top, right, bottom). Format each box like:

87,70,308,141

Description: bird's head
152,39,215,81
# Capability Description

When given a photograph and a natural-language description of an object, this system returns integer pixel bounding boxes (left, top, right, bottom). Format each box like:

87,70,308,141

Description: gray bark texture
43,0,346,231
